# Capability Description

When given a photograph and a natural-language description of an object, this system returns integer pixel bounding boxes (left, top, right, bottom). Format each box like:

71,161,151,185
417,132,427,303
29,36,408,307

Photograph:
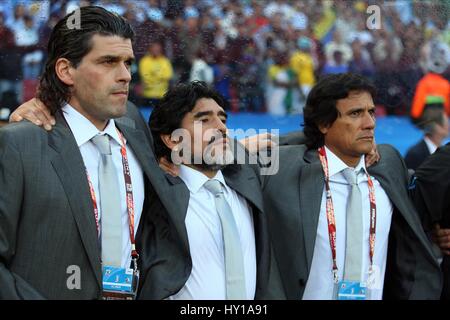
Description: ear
318,123,329,135
55,58,75,86
160,133,180,151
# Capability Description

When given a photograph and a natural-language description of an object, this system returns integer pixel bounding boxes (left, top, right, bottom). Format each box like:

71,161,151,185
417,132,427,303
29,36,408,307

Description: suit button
299,278,306,286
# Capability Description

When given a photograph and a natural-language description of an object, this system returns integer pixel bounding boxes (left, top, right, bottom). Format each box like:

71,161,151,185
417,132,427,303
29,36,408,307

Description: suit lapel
48,114,102,288
115,117,191,254
223,165,264,215
115,117,159,186
368,161,437,263
162,174,191,254
420,140,431,157
300,149,324,273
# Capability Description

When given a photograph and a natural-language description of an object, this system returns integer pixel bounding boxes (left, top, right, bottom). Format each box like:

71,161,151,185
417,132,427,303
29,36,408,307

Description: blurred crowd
0,0,449,118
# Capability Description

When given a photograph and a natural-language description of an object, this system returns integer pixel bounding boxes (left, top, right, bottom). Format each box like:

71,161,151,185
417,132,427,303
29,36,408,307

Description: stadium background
0,0,449,155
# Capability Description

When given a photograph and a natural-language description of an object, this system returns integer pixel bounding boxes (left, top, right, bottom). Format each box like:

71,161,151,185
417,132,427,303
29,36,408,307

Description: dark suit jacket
413,143,450,299
0,103,173,299
404,139,431,170
414,143,450,230
261,144,442,299
136,140,285,300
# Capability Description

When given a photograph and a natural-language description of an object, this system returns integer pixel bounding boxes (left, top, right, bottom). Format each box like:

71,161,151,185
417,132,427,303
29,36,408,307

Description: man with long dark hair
0,6,175,299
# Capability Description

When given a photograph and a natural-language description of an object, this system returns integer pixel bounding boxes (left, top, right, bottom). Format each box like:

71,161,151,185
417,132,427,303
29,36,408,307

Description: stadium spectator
235,46,265,112
290,36,316,107
324,31,353,67
405,106,449,170
323,50,349,75
15,15,42,80
212,52,232,110
245,2,269,35
189,49,214,85
0,9,22,106
138,41,173,108
348,39,375,78
0,10,17,101
267,50,296,115
411,40,450,120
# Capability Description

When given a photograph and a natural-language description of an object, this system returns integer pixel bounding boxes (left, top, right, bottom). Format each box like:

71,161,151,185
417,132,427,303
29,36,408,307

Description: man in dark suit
413,143,450,299
405,139,432,170
262,73,442,299
404,106,449,170
0,6,177,299
139,81,284,300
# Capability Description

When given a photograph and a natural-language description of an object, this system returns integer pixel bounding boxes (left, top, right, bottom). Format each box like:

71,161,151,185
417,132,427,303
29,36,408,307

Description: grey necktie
203,179,247,300
91,134,122,267
342,168,363,282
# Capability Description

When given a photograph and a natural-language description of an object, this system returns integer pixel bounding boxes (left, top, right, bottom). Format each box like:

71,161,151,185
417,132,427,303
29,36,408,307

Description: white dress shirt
168,165,257,300
62,104,145,269
424,136,439,155
303,147,393,300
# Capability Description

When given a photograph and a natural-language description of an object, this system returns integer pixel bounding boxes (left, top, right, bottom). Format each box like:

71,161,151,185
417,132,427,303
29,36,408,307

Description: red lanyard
86,170,101,236
86,130,138,261
318,147,377,283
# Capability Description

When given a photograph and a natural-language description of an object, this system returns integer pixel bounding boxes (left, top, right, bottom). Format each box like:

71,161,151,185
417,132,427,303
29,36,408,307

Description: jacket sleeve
412,144,450,230
278,131,307,146
0,128,45,299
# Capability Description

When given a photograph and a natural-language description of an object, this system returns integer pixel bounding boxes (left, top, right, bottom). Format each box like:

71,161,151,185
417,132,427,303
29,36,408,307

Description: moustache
208,134,228,145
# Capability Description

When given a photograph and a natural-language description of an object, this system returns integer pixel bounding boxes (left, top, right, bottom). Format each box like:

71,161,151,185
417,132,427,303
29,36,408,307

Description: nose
117,62,132,84
363,110,376,130
215,117,227,134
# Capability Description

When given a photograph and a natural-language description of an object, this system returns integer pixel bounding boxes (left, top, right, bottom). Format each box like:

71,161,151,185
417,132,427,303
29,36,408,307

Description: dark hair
149,81,226,161
303,73,377,149
419,104,446,134
37,6,135,114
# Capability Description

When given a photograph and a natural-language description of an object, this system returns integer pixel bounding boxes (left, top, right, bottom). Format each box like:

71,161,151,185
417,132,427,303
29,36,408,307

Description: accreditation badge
101,265,139,300
336,281,367,300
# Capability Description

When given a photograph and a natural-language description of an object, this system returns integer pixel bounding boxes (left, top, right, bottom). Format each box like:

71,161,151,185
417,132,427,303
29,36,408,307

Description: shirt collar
62,103,123,147
424,136,439,154
178,164,226,194
325,146,367,178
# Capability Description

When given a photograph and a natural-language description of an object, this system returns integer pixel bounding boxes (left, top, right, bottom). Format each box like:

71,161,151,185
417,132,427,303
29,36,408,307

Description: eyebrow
193,110,228,119
346,106,376,114
96,55,135,63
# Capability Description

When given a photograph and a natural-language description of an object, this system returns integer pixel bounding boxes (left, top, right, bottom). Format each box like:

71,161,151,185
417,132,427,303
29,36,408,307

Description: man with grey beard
141,81,284,299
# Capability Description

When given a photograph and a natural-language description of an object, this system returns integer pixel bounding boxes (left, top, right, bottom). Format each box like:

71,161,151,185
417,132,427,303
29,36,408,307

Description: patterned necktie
203,179,247,299
91,134,122,267
342,168,363,282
